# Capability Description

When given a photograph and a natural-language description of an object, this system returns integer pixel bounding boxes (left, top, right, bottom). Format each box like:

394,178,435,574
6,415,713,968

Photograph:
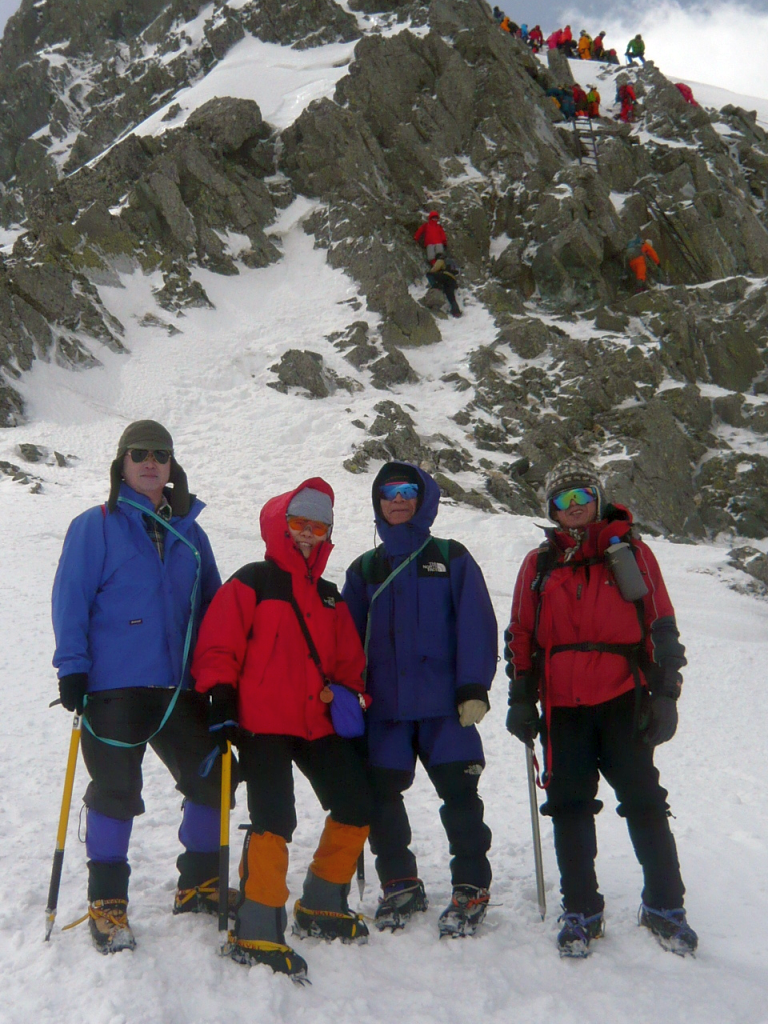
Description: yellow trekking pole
218,741,232,952
45,712,82,940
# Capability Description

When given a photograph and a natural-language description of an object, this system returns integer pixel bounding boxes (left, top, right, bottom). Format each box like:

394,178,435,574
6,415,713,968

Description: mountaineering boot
173,878,239,918
229,938,309,982
639,905,698,955
437,884,490,938
556,911,605,958
292,870,368,944
88,899,137,954
86,860,134,954
375,878,429,932
175,838,239,917
228,899,309,983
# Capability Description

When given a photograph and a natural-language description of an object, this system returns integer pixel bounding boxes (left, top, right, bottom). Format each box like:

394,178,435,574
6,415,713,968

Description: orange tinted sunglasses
286,516,329,537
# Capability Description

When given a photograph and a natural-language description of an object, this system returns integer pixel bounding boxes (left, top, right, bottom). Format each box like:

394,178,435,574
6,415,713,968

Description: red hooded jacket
505,507,683,709
414,214,448,247
192,478,367,739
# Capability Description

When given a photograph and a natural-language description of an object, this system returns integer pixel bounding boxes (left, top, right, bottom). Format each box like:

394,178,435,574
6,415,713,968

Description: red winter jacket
192,478,367,739
505,507,684,709
414,215,448,247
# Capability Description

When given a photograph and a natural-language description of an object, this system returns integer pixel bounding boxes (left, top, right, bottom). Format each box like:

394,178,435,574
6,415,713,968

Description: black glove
643,695,678,746
207,684,239,751
506,674,539,746
59,673,88,714
506,702,540,745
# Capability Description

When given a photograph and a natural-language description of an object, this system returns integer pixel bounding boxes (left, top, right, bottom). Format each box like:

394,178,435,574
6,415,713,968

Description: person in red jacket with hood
414,210,448,263
504,457,697,959
192,479,372,981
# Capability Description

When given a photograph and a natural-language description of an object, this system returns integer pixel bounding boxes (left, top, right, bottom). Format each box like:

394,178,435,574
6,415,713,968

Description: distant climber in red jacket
414,210,448,263
674,83,699,106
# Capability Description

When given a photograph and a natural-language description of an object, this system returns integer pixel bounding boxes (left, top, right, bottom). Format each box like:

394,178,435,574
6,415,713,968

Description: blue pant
367,716,484,772
366,717,491,889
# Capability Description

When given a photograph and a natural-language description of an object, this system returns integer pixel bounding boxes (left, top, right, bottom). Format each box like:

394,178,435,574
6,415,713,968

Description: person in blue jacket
342,461,497,937
51,420,228,954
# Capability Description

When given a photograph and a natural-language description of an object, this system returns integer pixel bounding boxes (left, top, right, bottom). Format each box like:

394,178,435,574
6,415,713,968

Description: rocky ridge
1,0,768,540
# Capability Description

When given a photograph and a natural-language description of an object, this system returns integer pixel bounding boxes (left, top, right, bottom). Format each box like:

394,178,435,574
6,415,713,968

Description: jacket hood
428,211,440,220
115,481,202,521
372,462,440,557
547,503,634,557
260,477,335,577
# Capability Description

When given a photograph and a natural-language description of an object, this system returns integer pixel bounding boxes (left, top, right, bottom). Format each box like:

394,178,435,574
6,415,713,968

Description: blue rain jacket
342,465,497,721
52,483,221,693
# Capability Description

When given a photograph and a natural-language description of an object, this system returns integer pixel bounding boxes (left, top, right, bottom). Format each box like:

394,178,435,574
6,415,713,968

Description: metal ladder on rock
573,117,600,173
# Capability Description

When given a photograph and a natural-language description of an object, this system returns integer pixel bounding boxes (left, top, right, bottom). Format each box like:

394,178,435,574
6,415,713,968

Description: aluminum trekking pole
356,850,365,900
526,744,546,920
45,711,82,940
218,740,232,952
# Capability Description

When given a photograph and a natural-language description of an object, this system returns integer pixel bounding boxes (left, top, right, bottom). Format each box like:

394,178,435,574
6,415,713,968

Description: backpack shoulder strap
431,537,451,563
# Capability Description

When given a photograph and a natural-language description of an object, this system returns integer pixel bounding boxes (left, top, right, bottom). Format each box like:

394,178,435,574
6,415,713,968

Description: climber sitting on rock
627,237,660,292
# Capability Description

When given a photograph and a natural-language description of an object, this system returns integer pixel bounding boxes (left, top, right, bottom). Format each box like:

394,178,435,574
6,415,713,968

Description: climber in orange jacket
627,238,660,291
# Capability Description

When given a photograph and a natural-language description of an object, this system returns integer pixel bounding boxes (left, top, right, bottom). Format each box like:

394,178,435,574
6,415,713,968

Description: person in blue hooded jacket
342,461,497,937
51,420,228,954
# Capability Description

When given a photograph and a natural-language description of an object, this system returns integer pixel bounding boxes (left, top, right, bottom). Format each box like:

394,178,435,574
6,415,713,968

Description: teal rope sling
81,496,202,748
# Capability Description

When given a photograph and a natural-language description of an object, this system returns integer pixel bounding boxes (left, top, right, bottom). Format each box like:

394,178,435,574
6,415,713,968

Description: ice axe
218,741,233,952
526,744,546,920
356,850,365,901
45,711,82,940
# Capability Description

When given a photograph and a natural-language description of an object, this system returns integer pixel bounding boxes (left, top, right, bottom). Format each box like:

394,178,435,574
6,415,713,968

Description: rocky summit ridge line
1,0,768,542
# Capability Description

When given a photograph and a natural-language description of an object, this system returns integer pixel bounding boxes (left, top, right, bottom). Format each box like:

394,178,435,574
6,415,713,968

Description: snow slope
1,24,768,1024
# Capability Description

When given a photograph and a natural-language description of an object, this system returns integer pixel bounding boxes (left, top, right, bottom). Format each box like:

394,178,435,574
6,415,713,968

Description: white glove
458,699,488,727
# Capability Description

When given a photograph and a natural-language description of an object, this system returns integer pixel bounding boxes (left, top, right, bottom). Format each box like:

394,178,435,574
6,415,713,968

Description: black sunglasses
128,449,172,465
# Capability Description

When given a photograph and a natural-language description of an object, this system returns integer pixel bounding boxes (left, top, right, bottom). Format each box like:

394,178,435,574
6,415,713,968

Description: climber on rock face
625,33,646,65
573,84,589,117
414,211,448,264
587,85,601,118
675,83,699,106
627,237,661,292
616,79,637,123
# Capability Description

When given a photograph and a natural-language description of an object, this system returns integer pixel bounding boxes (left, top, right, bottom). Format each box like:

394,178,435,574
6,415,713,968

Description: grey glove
458,699,488,727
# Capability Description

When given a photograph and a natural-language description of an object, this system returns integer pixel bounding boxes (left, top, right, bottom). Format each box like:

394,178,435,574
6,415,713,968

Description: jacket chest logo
321,595,336,608
419,561,448,576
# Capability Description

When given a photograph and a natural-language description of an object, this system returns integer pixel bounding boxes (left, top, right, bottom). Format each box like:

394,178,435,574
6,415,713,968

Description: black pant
369,762,492,889
541,690,685,914
427,271,460,314
238,733,371,840
81,688,230,819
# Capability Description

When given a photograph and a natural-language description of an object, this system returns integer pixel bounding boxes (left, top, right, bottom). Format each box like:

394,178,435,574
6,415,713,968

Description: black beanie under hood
371,461,423,518
107,419,191,516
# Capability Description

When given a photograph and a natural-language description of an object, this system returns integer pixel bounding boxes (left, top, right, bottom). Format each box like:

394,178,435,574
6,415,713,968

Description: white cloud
562,1,768,99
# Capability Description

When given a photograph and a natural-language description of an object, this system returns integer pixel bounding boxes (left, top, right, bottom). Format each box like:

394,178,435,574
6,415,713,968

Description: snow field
1,201,768,1023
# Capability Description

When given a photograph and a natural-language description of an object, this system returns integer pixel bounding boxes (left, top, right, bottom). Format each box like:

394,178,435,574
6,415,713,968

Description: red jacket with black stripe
504,506,686,708
192,478,366,739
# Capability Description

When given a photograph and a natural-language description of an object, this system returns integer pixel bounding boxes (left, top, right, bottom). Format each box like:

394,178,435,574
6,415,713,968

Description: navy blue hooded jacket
52,482,221,693
342,464,497,721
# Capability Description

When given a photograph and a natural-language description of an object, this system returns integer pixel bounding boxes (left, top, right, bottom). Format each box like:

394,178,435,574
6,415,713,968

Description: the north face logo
423,561,447,573
322,595,336,608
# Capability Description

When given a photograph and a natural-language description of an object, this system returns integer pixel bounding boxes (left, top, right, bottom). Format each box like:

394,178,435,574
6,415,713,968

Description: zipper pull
576,583,582,600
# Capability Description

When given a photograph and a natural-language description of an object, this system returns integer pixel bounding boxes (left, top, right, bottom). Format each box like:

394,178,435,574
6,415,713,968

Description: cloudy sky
1,0,768,99
501,0,768,97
